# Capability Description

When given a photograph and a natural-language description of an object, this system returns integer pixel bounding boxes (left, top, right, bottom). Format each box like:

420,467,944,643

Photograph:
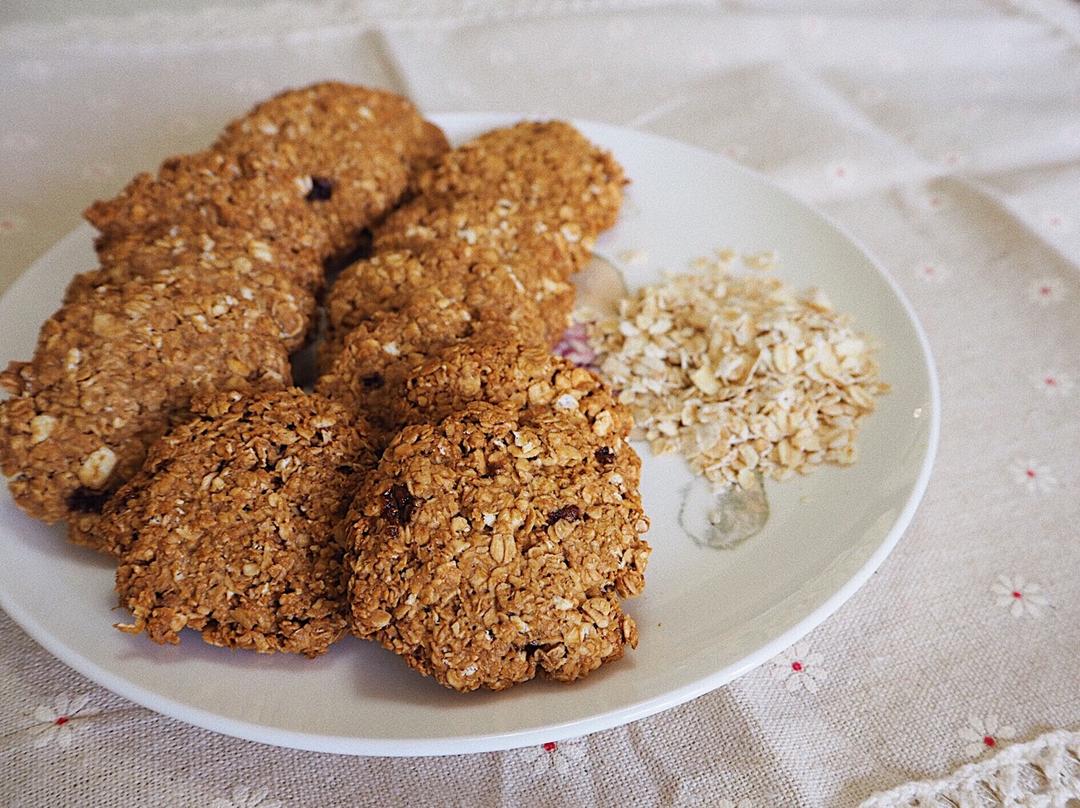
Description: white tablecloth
1,1,1078,805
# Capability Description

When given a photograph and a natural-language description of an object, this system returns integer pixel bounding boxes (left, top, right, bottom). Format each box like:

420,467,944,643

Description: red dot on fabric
1045,377,1057,386
1026,469,1036,478
1012,591,1022,599
791,661,803,672
542,742,557,752
983,735,996,747
1041,286,1051,295
54,716,69,726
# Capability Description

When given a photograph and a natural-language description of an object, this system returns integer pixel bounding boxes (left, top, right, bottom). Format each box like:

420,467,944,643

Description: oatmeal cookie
347,402,650,691
411,120,626,240
214,83,449,255
0,271,290,536
324,248,572,353
87,85,447,262
85,221,324,298
85,148,331,259
218,81,447,176
65,244,317,353
391,333,633,440
110,389,373,656
373,193,581,275
315,291,545,440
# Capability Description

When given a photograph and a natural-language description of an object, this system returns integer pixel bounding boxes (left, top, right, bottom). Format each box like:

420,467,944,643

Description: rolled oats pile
589,262,888,489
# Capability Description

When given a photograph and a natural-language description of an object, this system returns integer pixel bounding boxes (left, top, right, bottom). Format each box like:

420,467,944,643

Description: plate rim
0,113,940,756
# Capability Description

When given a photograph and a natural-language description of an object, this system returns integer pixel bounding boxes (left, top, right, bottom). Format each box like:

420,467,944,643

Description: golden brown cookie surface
348,402,649,691
315,291,548,445
411,120,625,238
374,193,583,274
111,389,374,657
325,248,572,355
0,271,291,534
88,85,448,263
84,221,325,299
86,149,331,258
394,333,633,439
217,82,448,177
65,242,317,353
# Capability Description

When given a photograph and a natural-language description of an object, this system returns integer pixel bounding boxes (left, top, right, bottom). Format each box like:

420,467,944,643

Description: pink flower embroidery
0,212,27,237
800,15,825,38
1010,459,1057,494
771,642,827,693
941,150,966,168
913,261,952,284
721,143,749,161
959,715,1016,758
826,162,854,188
522,738,588,775
29,693,90,749
991,575,1049,618
1033,370,1074,397
923,193,948,212
1028,278,1065,305
1042,211,1071,233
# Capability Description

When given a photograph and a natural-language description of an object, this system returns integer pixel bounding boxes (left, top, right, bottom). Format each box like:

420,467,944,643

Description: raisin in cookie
86,148,331,259
214,83,448,255
315,295,546,444
347,402,650,691
110,389,374,656
0,271,290,536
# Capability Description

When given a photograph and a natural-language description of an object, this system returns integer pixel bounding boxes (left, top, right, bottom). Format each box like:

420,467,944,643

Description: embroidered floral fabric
1,1,1078,805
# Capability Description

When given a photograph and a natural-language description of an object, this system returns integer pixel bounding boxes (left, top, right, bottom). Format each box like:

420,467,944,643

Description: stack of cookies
0,89,651,692
0,82,447,548
317,122,651,690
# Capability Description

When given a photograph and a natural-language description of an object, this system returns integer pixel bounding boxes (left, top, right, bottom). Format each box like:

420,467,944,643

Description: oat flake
588,265,888,488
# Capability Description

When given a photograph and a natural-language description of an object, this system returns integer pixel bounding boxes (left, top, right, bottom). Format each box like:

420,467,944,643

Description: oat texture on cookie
109,389,374,657
347,403,649,692
394,331,633,440
0,270,291,540
0,82,448,538
325,247,573,354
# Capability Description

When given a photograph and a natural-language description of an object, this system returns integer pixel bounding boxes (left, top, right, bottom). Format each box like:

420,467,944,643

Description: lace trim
861,730,1080,807
0,0,693,52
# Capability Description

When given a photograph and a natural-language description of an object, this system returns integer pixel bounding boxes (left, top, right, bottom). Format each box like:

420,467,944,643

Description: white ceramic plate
0,114,938,756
